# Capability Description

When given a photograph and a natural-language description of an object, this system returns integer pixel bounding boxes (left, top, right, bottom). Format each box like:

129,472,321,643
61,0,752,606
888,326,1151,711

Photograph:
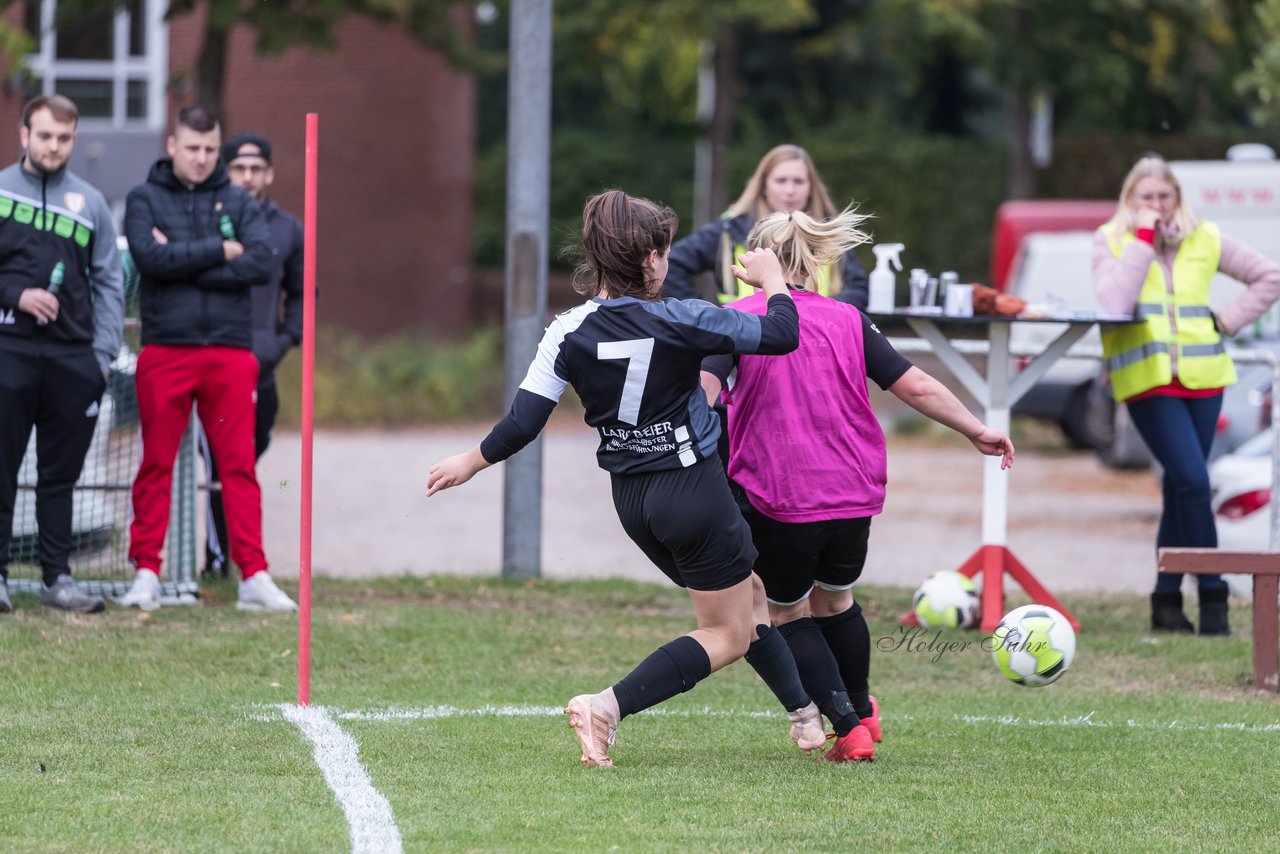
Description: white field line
953,711,1280,734
281,704,403,854
258,704,1280,735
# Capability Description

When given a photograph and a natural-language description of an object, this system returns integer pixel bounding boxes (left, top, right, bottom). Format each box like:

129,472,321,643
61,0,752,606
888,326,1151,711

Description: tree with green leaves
552,0,819,222
865,0,1265,197
1237,0,1280,125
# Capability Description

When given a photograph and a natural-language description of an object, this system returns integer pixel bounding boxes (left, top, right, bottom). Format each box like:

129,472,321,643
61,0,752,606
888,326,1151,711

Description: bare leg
686,575,755,670
567,575,755,768
810,586,853,618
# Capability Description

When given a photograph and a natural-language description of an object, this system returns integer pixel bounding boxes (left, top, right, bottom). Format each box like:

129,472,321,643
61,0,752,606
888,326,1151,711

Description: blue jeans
1126,393,1225,593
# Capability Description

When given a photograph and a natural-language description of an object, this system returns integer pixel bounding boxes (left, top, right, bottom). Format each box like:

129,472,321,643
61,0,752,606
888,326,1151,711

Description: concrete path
256,420,1165,594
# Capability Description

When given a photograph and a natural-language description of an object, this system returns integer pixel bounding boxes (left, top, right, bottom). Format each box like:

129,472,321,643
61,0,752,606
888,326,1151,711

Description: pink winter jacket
1092,225,1280,336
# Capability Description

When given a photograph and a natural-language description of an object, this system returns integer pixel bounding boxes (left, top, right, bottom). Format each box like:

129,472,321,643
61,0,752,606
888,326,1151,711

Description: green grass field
2,575,1277,853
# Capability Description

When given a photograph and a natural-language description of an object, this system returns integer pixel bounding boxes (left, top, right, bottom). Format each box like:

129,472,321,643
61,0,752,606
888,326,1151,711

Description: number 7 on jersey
597,338,655,426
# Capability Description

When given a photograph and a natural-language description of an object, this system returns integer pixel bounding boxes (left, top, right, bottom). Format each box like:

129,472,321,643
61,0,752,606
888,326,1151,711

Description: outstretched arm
427,313,569,497
425,388,557,497
427,445,491,496
887,366,1015,469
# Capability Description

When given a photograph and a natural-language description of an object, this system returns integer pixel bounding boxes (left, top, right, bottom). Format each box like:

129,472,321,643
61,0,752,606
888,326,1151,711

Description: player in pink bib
702,207,1014,761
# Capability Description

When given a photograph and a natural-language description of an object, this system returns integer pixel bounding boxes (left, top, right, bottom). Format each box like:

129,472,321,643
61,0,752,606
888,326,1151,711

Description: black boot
1150,591,1194,633
1198,586,1230,636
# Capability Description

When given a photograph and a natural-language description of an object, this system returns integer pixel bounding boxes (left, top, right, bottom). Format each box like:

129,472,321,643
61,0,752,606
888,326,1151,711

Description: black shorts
740,497,872,606
611,457,756,592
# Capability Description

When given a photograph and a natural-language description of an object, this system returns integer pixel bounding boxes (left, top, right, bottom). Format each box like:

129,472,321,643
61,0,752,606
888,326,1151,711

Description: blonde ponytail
745,207,870,289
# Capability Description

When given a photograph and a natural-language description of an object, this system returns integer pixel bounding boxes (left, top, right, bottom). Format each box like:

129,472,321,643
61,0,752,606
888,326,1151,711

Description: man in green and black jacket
0,94,124,614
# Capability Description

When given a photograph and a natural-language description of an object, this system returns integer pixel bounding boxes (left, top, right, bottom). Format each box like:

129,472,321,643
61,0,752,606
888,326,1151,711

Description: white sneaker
237,573,298,612
116,569,161,611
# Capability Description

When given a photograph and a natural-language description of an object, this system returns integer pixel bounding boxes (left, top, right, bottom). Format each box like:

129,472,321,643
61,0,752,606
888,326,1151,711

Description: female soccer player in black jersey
427,190,823,767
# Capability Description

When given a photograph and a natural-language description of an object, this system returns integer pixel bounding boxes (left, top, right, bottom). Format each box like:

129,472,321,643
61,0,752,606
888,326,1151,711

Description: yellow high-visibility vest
1099,221,1235,401
717,228,839,303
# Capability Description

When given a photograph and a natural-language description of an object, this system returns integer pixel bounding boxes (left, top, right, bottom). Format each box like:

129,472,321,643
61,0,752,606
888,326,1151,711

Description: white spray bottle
868,243,905,312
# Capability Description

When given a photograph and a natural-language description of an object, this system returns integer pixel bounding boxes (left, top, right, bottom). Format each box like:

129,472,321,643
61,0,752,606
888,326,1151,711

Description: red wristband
1136,227,1156,244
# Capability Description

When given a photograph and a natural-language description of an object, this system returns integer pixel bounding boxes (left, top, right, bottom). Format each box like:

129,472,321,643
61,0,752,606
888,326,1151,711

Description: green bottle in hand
47,260,65,298
37,260,65,326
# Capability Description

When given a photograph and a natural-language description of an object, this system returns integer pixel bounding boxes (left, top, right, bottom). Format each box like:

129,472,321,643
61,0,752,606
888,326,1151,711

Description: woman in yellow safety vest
1093,155,1280,636
661,144,869,307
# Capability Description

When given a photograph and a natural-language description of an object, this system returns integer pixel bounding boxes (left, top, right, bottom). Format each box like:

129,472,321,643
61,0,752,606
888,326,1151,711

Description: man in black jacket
0,94,123,614
117,105,296,612
198,131,305,578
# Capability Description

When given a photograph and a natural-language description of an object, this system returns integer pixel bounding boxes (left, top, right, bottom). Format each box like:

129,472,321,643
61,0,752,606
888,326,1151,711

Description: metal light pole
501,0,552,578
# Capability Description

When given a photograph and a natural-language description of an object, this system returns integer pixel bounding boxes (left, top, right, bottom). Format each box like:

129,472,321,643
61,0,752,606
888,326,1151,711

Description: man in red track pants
117,105,296,612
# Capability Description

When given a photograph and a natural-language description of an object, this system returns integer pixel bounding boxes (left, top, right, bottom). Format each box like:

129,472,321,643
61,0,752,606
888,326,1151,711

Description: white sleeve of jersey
518,302,598,402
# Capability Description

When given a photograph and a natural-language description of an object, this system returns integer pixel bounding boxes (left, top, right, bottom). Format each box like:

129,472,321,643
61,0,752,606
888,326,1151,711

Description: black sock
816,602,873,720
744,623,811,712
778,618,858,737
612,635,712,719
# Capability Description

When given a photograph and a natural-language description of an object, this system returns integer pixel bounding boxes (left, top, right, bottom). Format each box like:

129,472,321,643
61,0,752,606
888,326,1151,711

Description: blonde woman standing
662,144,869,307
1093,155,1280,635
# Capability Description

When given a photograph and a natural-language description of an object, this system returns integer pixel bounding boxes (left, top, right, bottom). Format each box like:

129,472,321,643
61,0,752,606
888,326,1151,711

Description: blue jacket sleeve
833,249,870,309
276,217,306,353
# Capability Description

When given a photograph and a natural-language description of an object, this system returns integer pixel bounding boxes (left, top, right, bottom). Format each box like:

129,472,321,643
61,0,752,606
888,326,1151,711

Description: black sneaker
0,579,11,613
39,575,105,614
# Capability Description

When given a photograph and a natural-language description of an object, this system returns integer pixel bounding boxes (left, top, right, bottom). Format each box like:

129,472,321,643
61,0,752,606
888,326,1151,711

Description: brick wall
1,7,478,337
180,13,478,337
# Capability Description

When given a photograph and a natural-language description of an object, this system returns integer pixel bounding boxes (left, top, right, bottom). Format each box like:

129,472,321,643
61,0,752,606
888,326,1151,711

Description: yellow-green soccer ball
912,571,980,629
991,604,1076,687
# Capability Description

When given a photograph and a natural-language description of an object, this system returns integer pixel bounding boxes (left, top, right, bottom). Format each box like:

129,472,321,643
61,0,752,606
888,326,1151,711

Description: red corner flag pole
298,114,318,706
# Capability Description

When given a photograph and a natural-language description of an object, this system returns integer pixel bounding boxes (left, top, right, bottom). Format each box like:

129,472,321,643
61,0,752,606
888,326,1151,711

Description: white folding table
870,309,1137,632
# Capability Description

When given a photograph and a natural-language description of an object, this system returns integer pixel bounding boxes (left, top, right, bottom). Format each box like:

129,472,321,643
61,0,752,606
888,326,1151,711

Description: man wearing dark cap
198,131,305,579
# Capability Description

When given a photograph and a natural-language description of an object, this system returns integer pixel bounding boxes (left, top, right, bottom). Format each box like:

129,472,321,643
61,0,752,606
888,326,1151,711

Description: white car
1209,427,1276,596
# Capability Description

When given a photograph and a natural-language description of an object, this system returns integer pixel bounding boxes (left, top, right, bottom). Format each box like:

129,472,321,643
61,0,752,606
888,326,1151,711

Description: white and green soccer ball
991,604,1076,687
912,571,980,629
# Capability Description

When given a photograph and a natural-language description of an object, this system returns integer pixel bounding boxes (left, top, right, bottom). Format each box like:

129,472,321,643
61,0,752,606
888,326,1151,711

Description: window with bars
23,0,166,129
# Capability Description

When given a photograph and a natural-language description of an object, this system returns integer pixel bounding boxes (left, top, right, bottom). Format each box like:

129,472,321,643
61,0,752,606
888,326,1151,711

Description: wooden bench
1158,548,1279,692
